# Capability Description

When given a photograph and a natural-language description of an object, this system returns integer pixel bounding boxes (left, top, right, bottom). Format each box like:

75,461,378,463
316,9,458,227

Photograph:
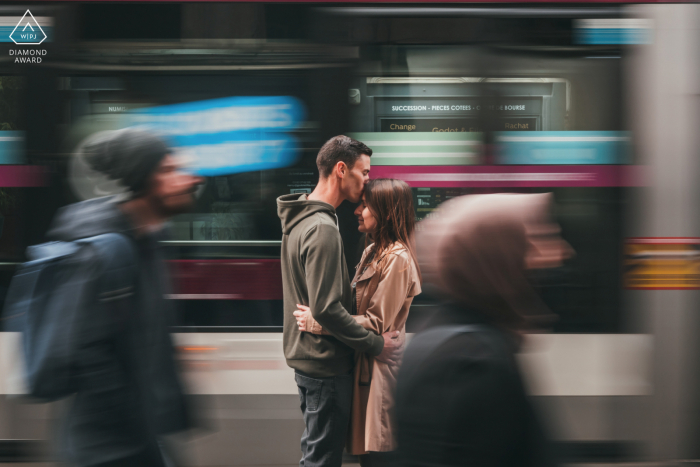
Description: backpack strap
78,233,137,301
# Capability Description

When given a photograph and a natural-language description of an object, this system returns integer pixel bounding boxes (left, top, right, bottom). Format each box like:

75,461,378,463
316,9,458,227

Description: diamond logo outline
10,10,47,45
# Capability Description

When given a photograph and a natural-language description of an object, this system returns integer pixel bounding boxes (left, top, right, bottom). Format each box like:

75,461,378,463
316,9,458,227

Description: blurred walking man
47,129,202,467
277,135,402,467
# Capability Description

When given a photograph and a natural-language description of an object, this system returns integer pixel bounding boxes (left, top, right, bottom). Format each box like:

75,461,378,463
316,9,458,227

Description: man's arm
302,223,384,356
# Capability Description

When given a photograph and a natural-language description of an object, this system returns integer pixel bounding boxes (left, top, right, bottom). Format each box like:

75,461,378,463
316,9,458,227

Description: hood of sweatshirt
276,193,337,235
46,196,134,242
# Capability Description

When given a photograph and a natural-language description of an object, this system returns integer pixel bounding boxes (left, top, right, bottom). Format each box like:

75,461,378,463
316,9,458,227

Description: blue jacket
47,197,189,466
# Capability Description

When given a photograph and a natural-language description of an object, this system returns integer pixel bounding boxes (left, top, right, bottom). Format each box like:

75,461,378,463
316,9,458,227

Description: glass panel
63,74,338,244
350,45,625,333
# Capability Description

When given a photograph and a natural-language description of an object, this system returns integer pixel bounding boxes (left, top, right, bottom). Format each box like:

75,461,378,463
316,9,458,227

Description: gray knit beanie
82,128,170,194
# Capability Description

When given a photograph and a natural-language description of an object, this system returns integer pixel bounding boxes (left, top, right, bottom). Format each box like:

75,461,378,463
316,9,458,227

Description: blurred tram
0,2,698,465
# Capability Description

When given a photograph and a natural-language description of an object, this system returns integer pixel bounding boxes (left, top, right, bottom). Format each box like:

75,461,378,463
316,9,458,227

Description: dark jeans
295,371,353,467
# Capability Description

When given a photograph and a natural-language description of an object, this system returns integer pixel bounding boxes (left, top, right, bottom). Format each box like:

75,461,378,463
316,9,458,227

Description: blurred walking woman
396,193,572,467
294,178,421,467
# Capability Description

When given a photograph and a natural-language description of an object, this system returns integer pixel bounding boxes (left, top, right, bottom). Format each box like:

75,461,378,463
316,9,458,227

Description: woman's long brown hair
363,178,422,282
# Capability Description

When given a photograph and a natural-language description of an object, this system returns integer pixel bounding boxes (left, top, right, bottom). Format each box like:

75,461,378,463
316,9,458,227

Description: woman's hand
294,304,313,332
294,304,328,334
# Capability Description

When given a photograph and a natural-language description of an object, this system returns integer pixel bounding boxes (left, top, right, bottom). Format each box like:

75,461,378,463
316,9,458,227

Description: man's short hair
316,135,372,178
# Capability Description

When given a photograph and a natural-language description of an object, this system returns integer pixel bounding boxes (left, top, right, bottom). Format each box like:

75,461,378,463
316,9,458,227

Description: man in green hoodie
277,135,401,467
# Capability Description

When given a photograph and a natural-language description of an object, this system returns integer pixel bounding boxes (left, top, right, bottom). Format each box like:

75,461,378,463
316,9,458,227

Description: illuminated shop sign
624,238,700,289
575,18,652,45
378,99,539,115
496,132,631,165
381,118,480,133
125,96,306,177
380,118,537,133
130,96,304,135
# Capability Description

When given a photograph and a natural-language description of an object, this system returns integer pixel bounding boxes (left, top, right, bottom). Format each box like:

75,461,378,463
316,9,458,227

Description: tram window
64,74,339,243
172,169,308,242
174,172,265,241
410,187,624,333
348,45,625,333
166,164,320,242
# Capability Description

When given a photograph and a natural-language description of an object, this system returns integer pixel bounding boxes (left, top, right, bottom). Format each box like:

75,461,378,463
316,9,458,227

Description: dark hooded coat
395,194,559,467
47,196,189,467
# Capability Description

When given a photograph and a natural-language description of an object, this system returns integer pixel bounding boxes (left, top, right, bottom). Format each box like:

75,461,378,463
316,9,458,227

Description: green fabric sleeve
302,224,384,356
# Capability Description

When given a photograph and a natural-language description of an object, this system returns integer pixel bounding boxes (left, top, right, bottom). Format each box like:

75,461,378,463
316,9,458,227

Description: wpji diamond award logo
10,10,47,45
7,10,48,64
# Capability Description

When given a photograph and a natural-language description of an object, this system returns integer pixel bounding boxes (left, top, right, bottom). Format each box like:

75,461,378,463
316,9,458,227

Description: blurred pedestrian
47,129,202,467
395,193,572,467
295,179,422,467
277,136,402,467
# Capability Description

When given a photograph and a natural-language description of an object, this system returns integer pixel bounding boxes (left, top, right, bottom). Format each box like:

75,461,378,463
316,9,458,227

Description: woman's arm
294,306,330,334
295,306,366,335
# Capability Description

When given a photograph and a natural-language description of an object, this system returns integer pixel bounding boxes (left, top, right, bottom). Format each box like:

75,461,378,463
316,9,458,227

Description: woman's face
354,195,378,233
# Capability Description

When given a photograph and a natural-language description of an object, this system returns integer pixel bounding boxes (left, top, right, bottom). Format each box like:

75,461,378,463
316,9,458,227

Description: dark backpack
2,233,136,401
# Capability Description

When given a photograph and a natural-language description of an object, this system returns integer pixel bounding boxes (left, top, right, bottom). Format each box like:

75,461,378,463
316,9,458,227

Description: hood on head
46,196,133,242
417,193,558,331
276,193,336,235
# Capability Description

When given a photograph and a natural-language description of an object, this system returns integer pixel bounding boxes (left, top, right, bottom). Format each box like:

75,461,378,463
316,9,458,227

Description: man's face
147,155,203,217
339,154,371,204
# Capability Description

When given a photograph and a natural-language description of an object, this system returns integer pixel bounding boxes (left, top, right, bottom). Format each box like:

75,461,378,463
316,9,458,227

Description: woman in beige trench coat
294,178,421,467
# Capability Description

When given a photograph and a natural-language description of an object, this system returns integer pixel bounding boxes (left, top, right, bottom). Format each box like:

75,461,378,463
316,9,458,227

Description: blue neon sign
125,96,306,176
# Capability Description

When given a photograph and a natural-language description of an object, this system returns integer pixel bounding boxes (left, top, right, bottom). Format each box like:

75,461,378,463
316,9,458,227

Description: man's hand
376,331,402,366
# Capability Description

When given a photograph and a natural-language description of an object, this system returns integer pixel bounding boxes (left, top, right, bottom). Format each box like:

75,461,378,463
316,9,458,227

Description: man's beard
153,193,195,218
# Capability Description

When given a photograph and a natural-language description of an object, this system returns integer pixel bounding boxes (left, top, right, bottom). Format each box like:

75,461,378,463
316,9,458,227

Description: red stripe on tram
169,259,283,301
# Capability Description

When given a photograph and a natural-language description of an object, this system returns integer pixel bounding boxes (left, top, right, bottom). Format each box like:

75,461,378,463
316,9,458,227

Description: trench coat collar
354,243,409,283
355,260,377,283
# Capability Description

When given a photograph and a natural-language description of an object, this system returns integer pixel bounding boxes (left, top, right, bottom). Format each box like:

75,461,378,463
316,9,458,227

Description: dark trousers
295,371,353,467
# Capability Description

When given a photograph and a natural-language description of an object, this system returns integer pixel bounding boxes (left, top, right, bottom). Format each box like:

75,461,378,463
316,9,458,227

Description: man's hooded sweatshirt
277,194,384,377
